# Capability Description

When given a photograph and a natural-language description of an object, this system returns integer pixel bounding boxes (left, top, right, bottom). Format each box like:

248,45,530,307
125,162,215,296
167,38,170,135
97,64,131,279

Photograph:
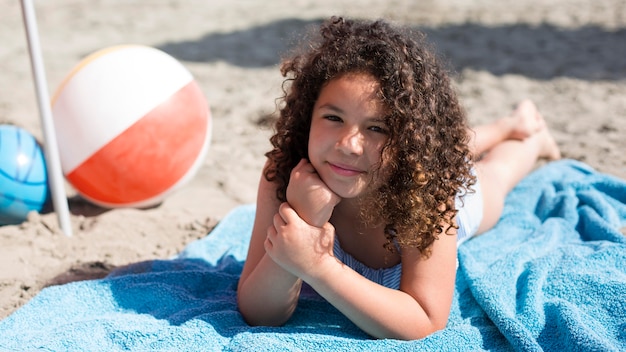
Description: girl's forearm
303,258,448,340
237,254,303,326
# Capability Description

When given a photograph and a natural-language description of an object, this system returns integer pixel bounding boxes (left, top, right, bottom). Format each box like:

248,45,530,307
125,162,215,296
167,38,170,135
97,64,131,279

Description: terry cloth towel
0,159,625,351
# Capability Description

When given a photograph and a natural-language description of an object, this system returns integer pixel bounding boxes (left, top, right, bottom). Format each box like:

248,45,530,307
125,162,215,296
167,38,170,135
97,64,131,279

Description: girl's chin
317,170,375,199
328,184,371,200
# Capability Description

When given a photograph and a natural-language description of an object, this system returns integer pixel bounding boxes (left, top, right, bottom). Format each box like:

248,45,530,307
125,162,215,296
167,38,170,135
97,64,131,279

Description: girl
237,16,560,340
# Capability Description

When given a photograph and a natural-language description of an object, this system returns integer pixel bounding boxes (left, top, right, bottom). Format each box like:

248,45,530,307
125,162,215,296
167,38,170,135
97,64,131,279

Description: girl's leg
473,103,561,234
468,99,546,157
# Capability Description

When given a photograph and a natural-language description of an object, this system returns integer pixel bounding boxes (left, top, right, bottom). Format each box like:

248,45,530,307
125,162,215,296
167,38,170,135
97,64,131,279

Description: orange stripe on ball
66,81,209,205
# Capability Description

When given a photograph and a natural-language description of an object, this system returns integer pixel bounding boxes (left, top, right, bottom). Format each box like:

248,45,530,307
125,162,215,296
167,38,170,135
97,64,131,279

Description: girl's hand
286,159,341,227
264,202,336,280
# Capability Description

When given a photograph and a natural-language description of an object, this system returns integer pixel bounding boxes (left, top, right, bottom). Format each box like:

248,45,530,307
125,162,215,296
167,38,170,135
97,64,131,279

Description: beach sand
1,0,624,319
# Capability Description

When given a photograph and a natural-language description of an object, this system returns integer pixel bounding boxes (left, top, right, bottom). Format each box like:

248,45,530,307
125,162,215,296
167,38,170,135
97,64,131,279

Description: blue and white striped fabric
332,237,403,289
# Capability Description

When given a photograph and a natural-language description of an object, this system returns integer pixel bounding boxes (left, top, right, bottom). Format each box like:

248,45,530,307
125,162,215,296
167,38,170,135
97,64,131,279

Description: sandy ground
0,0,625,320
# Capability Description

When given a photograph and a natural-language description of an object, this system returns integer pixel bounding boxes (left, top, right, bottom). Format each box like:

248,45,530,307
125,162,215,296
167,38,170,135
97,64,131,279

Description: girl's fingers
293,158,308,171
278,202,299,223
273,209,286,228
264,228,274,252
301,160,316,173
294,158,316,174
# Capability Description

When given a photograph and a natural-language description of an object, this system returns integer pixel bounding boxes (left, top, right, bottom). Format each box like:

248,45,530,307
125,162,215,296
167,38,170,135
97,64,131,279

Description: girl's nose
337,128,364,155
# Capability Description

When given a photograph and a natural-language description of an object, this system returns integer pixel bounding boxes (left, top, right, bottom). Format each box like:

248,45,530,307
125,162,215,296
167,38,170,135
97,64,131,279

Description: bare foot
507,99,546,140
536,126,561,161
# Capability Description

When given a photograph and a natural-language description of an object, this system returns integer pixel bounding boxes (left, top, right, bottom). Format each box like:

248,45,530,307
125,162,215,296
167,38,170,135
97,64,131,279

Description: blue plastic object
0,125,50,225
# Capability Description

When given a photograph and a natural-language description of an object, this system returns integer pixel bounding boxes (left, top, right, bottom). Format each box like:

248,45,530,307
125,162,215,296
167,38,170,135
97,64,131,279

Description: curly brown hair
264,16,475,257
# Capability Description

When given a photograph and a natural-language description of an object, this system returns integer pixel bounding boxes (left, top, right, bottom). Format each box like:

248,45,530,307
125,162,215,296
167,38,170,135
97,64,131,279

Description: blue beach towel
0,159,625,351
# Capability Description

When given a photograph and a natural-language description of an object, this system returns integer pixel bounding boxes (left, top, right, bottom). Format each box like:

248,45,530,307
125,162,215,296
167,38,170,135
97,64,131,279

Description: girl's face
308,73,389,199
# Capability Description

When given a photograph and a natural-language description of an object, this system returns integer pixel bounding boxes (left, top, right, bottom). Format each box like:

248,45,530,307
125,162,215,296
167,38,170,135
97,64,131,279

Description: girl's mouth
328,162,364,177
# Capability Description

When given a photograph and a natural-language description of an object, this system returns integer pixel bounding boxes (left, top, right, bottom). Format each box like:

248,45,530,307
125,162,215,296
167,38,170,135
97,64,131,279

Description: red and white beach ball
51,45,211,208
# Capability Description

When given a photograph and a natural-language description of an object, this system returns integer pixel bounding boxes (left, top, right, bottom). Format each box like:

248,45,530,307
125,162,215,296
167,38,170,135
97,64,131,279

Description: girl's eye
324,115,342,122
369,125,388,134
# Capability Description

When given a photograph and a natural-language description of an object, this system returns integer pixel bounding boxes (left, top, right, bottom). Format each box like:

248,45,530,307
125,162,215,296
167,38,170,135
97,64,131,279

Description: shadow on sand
156,18,626,81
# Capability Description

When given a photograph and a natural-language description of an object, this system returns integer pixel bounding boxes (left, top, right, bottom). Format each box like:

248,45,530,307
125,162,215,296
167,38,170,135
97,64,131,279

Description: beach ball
0,125,49,225
51,45,212,208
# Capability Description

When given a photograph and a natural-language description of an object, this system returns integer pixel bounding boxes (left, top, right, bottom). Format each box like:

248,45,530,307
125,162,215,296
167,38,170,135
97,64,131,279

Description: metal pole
20,0,73,237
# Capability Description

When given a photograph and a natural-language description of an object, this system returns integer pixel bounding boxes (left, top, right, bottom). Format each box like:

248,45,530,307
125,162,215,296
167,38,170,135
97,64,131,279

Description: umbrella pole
20,0,73,237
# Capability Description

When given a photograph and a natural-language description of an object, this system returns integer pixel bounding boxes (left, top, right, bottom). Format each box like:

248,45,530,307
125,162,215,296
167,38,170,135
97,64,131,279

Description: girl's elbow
414,319,448,340
240,310,290,327
236,295,292,327
430,319,448,335
397,318,448,341
240,311,283,327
